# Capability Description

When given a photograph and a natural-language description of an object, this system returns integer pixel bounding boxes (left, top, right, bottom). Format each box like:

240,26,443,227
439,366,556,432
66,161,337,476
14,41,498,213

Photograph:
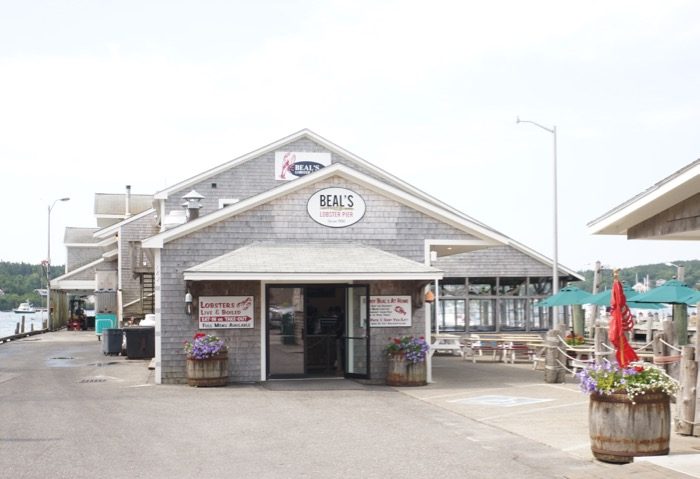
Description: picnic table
430,333,464,357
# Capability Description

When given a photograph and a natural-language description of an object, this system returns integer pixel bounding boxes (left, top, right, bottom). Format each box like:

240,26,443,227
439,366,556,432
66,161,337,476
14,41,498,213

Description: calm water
0,310,47,338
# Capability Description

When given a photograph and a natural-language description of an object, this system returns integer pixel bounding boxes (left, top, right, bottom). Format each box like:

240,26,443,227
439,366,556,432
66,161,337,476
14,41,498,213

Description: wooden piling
653,332,666,372
594,324,608,365
663,319,680,380
676,345,698,436
20,316,25,333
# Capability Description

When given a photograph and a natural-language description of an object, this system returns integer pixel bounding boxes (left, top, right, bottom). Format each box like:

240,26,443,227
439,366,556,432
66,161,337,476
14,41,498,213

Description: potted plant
577,360,679,463
385,336,430,386
565,333,585,346
184,332,229,387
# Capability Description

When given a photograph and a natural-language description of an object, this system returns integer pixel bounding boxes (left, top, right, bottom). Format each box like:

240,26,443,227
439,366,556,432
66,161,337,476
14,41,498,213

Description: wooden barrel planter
186,354,229,387
405,361,427,386
589,390,670,463
386,353,407,386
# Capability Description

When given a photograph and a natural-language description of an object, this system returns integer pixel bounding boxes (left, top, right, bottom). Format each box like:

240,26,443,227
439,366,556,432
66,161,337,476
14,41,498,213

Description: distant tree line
573,260,700,293
0,261,64,311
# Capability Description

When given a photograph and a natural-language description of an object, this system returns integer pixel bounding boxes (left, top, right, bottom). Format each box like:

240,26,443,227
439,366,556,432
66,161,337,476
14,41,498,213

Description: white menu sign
199,296,254,329
361,296,412,327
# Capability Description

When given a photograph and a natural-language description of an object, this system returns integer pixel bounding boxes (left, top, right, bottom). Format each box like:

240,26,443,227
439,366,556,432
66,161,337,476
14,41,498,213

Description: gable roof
143,163,506,249
152,129,497,231
146,129,580,277
64,227,101,244
93,208,157,239
184,242,443,281
588,159,700,236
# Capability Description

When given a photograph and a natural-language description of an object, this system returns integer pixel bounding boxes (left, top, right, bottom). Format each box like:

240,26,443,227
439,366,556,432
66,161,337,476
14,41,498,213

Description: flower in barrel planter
577,360,678,403
385,336,430,386
385,335,430,363
183,332,227,359
577,359,679,463
183,333,229,387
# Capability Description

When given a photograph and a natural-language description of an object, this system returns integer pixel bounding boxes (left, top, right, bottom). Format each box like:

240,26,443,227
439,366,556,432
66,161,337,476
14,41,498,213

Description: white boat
13,301,37,314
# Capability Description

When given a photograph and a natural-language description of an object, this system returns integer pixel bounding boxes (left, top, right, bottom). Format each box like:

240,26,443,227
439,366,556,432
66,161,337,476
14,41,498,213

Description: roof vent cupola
182,190,204,222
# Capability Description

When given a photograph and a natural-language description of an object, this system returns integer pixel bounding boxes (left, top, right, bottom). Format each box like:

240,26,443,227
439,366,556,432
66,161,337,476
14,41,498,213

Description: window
468,299,496,331
435,299,466,331
499,299,526,330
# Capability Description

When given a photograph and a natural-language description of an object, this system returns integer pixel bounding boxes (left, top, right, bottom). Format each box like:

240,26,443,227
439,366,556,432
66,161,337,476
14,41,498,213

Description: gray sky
2,0,699,273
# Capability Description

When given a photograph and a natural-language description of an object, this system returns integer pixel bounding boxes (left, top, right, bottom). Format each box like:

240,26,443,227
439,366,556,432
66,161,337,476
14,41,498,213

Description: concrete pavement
1,331,698,478
406,353,700,478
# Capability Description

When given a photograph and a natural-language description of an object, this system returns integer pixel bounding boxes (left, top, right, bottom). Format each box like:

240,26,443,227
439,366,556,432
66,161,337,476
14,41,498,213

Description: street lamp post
517,116,560,328
665,262,685,282
47,197,70,331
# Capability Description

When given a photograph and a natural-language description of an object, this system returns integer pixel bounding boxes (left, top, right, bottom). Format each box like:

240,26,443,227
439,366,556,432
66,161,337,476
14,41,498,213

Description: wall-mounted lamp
425,290,435,304
185,290,193,316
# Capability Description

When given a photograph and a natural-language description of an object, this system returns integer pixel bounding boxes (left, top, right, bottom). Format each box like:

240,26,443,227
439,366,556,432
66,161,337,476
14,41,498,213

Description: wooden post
653,332,665,373
589,261,601,339
594,324,608,365
663,319,680,380
21,316,25,333
676,346,697,436
544,330,563,383
14,323,19,335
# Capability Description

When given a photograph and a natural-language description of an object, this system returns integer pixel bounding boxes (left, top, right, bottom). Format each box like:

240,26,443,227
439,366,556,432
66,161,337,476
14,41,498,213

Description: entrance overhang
183,242,444,282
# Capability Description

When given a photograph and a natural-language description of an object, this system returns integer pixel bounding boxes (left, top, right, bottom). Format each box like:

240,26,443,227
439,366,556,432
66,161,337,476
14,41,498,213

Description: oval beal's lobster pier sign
307,187,366,228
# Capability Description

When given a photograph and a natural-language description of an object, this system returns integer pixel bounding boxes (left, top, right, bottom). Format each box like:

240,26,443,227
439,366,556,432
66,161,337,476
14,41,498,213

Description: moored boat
13,302,37,314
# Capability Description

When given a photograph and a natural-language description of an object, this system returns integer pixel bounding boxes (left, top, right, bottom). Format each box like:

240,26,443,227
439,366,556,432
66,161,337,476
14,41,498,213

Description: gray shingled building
57,130,581,384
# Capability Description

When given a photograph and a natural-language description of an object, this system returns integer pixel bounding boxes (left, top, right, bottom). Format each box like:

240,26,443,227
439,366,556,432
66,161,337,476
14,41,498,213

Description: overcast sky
1,0,699,274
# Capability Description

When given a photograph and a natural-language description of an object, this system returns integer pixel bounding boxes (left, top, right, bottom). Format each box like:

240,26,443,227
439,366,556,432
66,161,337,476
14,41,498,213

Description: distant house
0,289,4,296
50,188,154,326
55,129,582,385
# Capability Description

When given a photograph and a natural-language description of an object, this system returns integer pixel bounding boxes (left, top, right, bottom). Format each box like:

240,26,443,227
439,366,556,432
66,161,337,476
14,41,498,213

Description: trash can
123,326,155,359
102,329,123,356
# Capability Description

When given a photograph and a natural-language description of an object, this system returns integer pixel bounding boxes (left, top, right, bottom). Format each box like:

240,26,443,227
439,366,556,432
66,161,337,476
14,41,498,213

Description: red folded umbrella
608,278,639,367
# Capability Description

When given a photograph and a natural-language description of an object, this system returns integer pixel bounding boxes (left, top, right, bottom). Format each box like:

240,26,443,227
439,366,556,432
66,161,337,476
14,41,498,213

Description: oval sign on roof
307,187,366,228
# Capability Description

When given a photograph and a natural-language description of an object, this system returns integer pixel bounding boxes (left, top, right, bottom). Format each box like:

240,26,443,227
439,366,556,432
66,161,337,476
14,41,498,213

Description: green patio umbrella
632,280,696,346
537,286,593,307
629,280,697,304
681,290,700,305
587,287,665,309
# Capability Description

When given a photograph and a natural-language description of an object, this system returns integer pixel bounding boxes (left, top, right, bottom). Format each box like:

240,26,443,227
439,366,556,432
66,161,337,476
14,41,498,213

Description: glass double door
267,284,369,379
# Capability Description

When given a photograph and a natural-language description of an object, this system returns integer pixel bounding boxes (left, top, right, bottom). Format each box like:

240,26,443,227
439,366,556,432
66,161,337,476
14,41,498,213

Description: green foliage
573,260,700,293
0,261,64,311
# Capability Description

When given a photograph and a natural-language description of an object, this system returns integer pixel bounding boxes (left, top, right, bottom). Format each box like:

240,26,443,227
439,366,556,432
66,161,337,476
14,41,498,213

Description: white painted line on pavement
477,400,589,421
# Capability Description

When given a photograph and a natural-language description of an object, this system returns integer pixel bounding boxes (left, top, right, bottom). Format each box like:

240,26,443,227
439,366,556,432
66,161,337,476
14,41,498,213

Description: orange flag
608,278,639,367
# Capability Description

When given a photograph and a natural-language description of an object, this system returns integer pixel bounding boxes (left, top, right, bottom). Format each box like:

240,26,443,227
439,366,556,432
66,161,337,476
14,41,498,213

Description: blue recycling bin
95,313,117,337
